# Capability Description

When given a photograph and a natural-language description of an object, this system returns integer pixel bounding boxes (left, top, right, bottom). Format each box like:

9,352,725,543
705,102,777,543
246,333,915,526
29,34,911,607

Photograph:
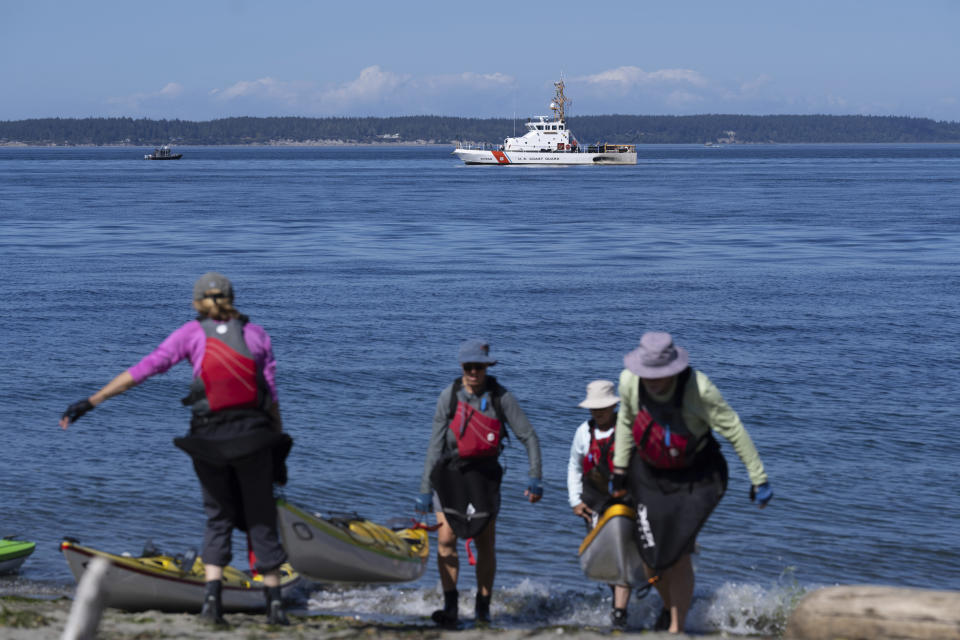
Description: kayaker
566,379,632,629
59,272,292,627
415,339,543,627
611,332,773,634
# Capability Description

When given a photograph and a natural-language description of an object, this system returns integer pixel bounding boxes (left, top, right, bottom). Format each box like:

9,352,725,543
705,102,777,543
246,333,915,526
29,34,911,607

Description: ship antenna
552,78,571,123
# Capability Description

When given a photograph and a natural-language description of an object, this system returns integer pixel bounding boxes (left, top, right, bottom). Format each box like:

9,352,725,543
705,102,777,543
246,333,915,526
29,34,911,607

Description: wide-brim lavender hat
624,332,690,378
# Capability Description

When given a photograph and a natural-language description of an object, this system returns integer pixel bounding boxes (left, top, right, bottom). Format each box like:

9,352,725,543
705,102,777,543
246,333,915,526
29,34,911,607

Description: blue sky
2,1,958,121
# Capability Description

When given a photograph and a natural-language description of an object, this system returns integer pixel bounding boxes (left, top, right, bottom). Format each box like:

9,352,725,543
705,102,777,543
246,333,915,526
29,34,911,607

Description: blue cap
458,339,498,365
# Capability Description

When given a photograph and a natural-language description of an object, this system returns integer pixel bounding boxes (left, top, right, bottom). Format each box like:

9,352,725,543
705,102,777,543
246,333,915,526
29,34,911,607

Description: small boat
144,145,182,160
0,537,36,574
60,539,300,612
276,499,429,584
453,79,636,165
578,503,645,585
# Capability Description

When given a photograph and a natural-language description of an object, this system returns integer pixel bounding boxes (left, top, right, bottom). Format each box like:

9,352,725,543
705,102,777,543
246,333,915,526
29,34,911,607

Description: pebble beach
1,596,744,640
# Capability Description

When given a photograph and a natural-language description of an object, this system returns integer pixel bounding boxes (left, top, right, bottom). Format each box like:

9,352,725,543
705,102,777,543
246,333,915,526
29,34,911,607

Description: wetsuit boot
265,586,289,626
611,607,628,629
475,592,491,625
653,607,671,631
199,580,226,626
431,589,458,628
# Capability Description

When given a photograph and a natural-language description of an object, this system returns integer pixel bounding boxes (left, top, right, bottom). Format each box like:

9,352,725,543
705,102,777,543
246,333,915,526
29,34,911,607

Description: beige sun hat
578,380,620,409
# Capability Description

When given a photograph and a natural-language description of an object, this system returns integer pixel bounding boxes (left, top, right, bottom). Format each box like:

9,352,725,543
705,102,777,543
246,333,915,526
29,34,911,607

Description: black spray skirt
174,411,293,485
628,438,728,572
430,456,503,539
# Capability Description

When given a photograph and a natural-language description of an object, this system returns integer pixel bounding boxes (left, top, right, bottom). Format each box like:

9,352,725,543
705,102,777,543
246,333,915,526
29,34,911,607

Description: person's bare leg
204,565,222,581
662,554,694,633
435,511,459,591
643,561,670,609
474,520,496,597
613,584,631,609
262,570,280,588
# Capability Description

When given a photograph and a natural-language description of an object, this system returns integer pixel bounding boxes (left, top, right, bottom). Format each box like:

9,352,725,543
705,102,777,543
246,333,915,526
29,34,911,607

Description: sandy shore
0,596,738,639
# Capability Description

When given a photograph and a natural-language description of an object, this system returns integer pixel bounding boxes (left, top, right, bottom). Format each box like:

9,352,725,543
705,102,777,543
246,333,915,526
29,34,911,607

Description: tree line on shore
2,114,959,146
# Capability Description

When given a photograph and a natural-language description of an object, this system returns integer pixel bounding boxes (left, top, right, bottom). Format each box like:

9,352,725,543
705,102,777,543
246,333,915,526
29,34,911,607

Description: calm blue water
2,144,958,634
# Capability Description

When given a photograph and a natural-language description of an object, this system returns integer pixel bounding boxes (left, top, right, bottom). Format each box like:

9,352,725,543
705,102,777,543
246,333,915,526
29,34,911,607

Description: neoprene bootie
475,592,491,624
430,589,458,628
199,580,226,626
611,607,628,629
653,607,671,631
265,586,289,626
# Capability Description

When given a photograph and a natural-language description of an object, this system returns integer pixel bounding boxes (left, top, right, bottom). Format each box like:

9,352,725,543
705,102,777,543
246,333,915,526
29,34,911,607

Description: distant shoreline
0,141,454,148
3,141,960,149
3,114,959,145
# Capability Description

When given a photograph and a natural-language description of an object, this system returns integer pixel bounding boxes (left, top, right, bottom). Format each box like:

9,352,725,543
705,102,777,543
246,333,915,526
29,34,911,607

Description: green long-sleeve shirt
613,368,768,485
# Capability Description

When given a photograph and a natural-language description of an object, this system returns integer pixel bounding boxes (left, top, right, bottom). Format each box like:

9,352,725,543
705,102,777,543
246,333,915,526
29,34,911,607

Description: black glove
62,399,94,424
611,473,628,496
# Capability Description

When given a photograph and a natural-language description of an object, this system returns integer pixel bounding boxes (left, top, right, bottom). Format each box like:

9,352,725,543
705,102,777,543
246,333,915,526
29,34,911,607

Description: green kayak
0,538,36,574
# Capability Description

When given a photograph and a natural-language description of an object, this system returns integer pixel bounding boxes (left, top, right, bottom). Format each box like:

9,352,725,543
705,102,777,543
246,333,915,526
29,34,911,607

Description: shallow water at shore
2,144,958,635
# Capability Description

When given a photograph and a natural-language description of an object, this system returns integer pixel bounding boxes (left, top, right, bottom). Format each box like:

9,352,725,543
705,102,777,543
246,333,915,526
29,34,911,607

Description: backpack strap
447,376,508,423
447,377,464,421
485,375,508,428
588,418,615,469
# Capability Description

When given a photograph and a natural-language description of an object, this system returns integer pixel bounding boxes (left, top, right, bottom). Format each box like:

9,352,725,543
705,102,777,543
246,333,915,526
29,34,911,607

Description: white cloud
205,67,518,116
158,82,184,97
423,71,515,88
210,77,304,102
322,66,410,106
739,74,771,93
577,66,708,88
665,90,705,107
107,82,185,111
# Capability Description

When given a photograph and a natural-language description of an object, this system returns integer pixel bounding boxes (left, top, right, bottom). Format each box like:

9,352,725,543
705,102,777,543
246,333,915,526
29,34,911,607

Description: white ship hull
453,148,636,165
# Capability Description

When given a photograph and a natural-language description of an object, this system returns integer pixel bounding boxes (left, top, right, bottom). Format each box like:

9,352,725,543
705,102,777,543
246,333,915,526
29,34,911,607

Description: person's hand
60,399,94,429
750,482,773,508
414,493,433,514
611,470,628,499
525,478,543,503
572,502,593,522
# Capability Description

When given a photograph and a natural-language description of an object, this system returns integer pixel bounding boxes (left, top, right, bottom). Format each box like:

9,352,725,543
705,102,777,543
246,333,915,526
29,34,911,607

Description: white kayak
578,503,645,586
276,499,429,584
60,539,300,612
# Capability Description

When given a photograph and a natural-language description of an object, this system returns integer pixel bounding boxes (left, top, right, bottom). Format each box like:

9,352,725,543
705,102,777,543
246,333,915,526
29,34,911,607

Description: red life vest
581,422,615,475
184,317,270,416
446,377,507,459
631,368,701,469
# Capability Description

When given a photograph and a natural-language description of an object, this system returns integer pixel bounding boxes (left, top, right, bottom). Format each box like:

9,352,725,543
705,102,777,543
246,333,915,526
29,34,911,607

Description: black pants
192,447,286,573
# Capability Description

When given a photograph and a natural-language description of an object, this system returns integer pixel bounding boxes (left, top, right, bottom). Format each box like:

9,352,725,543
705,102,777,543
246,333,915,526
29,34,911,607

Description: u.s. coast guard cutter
453,80,636,165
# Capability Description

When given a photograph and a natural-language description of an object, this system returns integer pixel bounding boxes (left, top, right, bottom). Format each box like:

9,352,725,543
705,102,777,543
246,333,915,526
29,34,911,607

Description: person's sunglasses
462,363,488,372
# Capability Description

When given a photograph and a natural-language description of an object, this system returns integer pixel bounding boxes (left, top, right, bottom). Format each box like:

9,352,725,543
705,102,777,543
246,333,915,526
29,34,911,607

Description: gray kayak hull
578,504,645,586
277,499,428,584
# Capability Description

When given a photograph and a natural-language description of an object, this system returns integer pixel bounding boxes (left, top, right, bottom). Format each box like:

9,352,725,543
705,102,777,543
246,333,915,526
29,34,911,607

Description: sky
2,1,958,121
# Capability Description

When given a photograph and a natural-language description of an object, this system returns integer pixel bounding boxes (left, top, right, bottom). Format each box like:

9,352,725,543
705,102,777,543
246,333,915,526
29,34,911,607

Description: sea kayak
578,503,645,586
60,539,300,612
277,499,429,583
0,538,36,574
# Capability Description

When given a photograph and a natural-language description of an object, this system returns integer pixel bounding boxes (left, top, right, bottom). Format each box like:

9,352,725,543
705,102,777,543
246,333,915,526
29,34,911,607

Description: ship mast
550,79,571,123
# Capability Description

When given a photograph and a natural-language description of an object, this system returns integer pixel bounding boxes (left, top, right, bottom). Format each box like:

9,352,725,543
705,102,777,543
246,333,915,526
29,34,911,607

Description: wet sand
0,596,743,639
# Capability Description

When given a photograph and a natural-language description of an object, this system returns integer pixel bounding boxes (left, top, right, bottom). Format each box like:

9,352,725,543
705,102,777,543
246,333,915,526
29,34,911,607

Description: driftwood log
61,556,109,640
786,585,960,640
